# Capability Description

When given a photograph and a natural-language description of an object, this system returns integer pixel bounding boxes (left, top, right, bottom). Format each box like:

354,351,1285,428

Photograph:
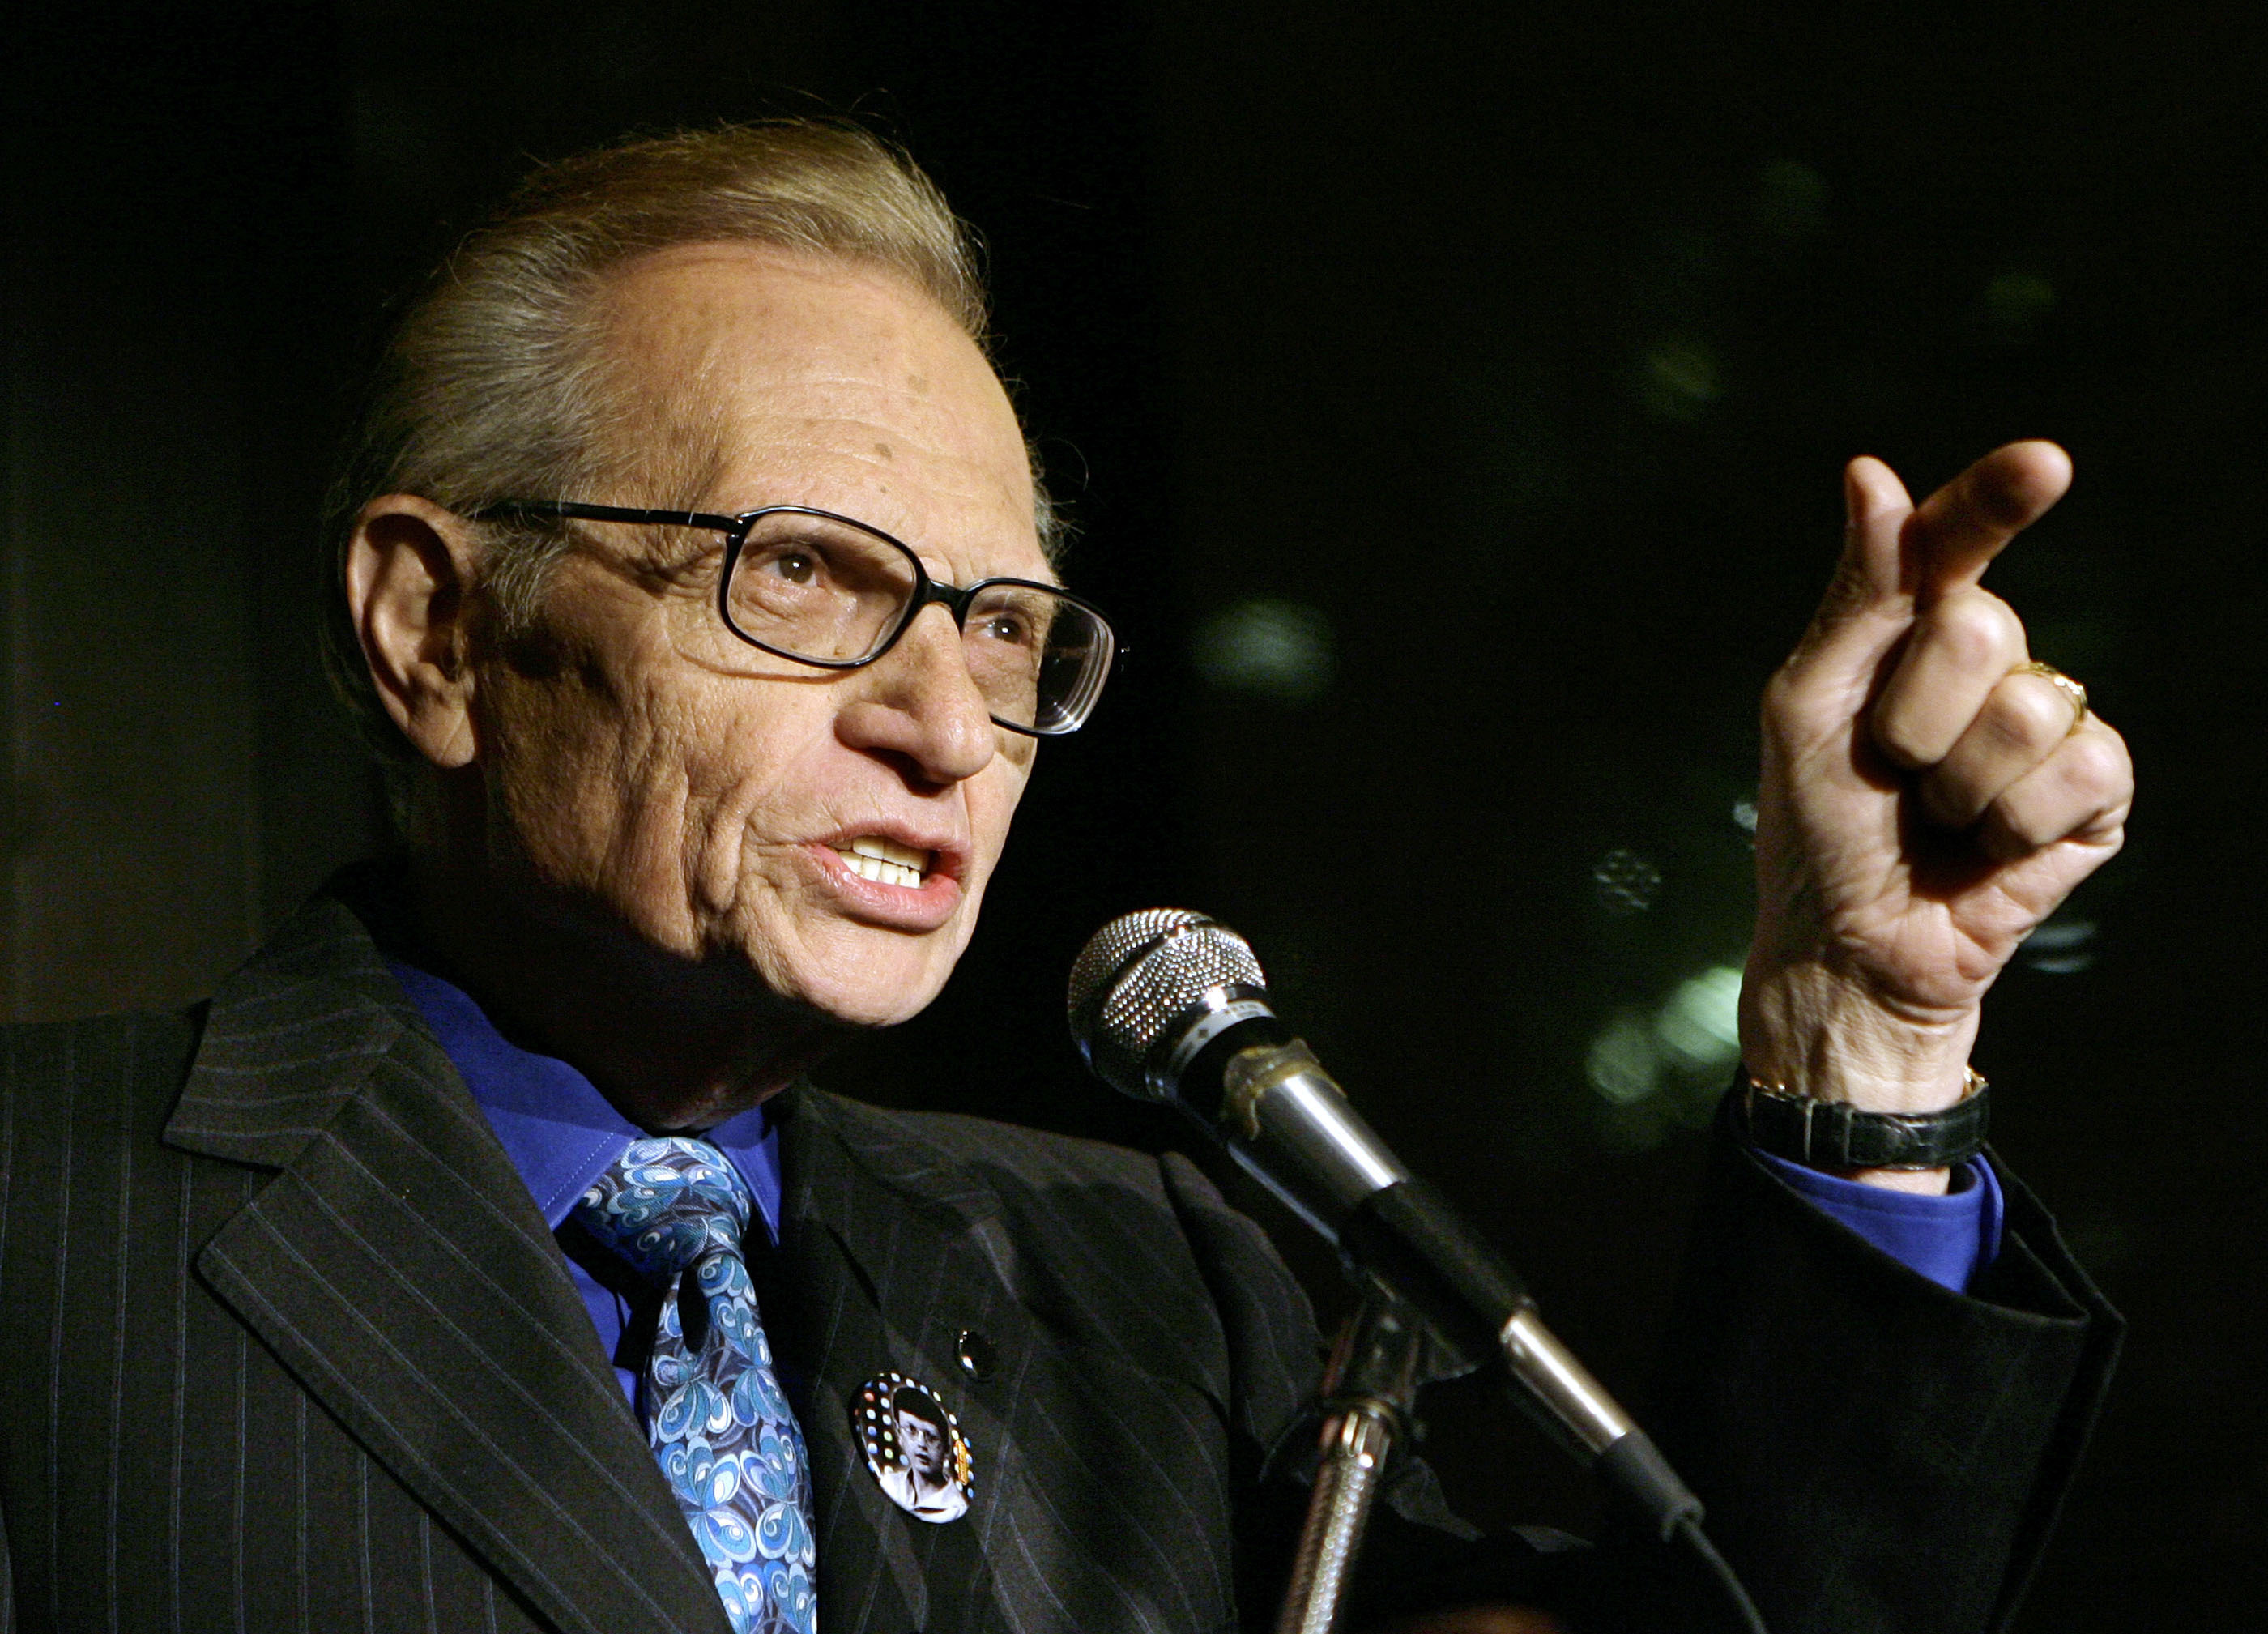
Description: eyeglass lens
727,511,915,662
684,511,1106,732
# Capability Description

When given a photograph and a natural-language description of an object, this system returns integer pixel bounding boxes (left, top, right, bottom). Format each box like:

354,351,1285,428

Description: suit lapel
166,896,731,1634
768,1088,981,1634
773,1090,1227,1634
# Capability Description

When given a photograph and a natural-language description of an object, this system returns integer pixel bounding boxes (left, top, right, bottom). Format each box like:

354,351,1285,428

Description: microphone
1067,907,1705,1539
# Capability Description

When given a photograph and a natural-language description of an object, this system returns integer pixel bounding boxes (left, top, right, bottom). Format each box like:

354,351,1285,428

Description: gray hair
320,120,1059,796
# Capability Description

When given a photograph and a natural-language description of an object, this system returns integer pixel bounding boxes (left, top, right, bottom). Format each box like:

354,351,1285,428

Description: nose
834,604,997,785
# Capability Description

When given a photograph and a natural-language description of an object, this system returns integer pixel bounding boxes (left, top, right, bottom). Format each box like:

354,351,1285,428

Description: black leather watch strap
1731,1073,1990,1171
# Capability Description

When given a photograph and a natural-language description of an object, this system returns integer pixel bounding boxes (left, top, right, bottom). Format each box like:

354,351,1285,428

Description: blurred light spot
1638,338,1721,420
1981,271,2057,348
1192,599,1334,705
1754,159,1829,241
1586,966,1747,1146
1587,1009,1660,1105
1592,847,1661,915
1731,798,1757,834
2021,915,2096,975
2023,918,2095,951
1653,966,1745,1073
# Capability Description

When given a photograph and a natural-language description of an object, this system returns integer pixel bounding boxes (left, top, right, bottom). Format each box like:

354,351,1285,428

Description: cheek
676,690,847,919
483,671,629,866
481,657,732,941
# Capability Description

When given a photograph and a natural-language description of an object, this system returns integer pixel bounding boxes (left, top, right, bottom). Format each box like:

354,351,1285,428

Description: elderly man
0,124,2126,1634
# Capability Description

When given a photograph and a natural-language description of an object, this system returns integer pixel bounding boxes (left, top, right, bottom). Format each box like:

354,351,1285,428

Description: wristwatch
1731,1069,1989,1171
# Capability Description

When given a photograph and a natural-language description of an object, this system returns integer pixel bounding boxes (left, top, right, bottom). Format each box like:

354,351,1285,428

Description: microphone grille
1068,908,1268,1099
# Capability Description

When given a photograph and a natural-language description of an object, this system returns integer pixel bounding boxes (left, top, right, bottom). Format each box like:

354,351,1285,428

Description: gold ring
2013,659,2088,736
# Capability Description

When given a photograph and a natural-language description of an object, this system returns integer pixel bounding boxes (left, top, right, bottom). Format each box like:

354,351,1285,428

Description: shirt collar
385,957,779,1239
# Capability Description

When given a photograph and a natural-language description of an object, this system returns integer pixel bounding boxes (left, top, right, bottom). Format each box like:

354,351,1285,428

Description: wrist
1738,959,1978,1115
1733,1069,1985,1197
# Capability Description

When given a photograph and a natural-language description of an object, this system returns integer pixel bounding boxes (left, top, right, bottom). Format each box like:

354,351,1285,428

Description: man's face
471,245,1049,1028
895,1409,947,1481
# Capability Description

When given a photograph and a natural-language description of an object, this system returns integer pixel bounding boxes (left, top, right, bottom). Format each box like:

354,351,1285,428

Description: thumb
1784,455,1918,681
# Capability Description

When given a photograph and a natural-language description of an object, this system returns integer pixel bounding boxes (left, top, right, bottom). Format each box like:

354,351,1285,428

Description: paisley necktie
573,1137,818,1634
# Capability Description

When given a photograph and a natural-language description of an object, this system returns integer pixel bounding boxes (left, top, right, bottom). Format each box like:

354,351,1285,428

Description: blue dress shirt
387,959,784,1407
389,954,2005,1389
1759,1148,2002,1291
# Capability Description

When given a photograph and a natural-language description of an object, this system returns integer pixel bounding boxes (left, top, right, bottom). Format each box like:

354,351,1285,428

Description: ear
345,495,484,770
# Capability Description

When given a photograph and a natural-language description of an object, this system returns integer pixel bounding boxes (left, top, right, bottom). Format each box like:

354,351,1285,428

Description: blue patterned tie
573,1137,818,1634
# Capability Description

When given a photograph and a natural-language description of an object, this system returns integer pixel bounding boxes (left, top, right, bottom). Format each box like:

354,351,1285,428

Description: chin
794,972,952,1031
769,927,964,1030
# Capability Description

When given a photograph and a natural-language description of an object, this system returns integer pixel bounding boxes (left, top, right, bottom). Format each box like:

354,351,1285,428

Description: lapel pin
955,1328,995,1380
854,1371,973,1523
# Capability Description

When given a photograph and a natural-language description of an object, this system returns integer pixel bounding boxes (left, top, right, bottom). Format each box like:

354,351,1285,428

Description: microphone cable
1676,1517,1770,1634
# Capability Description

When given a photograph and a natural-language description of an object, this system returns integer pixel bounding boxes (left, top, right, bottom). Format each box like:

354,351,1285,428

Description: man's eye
975,611,1034,646
768,551,819,585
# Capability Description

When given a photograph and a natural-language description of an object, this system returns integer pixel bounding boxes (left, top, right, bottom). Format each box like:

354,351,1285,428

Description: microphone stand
1068,913,1767,1632
1276,1291,1437,1634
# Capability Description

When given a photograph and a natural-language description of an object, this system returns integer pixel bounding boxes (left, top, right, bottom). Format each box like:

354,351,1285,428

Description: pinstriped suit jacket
0,887,2121,1634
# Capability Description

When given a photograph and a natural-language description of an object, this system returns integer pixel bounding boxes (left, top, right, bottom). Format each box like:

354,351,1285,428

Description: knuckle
1993,795,2058,852
1977,808,2035,861
2058,729,2132,798
1921,765,1986,826
1988,678,2073,752
1921,591,2023,670
1872,706,1938,769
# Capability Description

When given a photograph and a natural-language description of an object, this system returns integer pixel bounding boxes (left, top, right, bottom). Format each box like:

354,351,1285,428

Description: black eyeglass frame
468,499,1116,736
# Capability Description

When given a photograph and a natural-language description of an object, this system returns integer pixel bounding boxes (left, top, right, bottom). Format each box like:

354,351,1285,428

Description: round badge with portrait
853,1372,974,1524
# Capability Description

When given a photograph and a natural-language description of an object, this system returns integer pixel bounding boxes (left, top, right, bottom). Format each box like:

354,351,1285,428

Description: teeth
837,836,932,889
850,835,930,870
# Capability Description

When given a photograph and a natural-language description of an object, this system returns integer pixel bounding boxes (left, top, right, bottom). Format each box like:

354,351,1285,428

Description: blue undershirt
1758,1146,2003,1292
388,958,2006,1399
387,959,784,1408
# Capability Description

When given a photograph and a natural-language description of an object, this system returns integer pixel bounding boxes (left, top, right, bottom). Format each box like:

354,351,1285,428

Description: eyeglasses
468,501,1116,736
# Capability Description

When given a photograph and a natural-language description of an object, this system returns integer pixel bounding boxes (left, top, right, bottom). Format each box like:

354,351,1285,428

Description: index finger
1903,440,2071,602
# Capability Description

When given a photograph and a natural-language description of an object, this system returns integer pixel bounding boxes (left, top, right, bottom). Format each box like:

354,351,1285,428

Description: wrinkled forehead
597,243,1047,585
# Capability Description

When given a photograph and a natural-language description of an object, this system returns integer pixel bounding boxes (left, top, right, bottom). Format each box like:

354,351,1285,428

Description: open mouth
831,835,932,890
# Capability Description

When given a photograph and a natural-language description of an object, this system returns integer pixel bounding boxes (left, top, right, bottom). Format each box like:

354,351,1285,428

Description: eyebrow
656,496,1055,587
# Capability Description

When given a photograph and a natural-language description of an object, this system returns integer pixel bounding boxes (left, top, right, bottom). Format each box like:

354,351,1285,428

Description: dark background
4,1,2262,1623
